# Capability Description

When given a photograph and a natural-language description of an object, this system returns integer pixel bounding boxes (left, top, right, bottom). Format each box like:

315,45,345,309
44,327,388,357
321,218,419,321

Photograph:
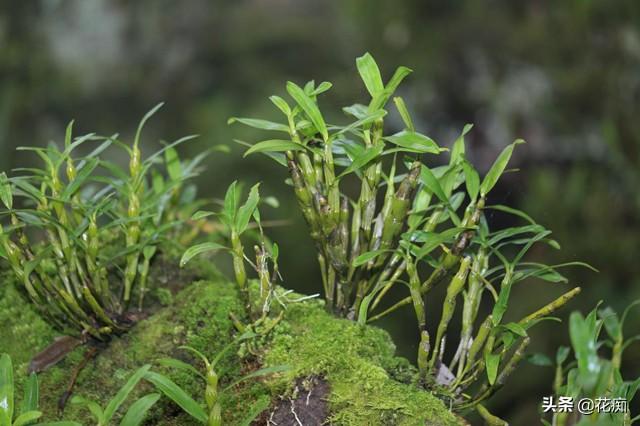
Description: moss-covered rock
1,271,463,425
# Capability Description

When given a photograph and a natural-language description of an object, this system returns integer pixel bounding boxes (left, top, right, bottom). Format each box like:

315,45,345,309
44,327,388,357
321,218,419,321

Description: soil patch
257,376,330,425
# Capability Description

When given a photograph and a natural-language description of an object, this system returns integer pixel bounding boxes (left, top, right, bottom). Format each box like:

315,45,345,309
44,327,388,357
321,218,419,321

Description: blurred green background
2,1,639,422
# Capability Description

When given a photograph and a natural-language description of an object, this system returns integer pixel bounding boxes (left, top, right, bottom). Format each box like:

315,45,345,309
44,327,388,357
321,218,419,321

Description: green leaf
485,205,537,225
450,124,473,166
462,160,480,202
353,249,389,267
180,242,228,267
286,81,328,141
262,196,279,208
103,365,152,422
393,97,414,131
244,140,304,157
223,365,291,392
222,181,240,227
356,53,384,97
556,346,570,365
227,117,289,133
143,372,208,423
385,131,440,154
34,422,82,426
21,373,38,414
234,139,287,167
369,66,412,111
310,81,332,96
13,411,42,426
134,102,164,149
191,210,215,221
334,110,387,137
157,358,205,381
71,396,105,424
236,183,260,234
503,322,528,337
164,146,182,182
0,173,12,210
0,353,14,426
342,104,369,120
492,272,514,326
119,393,160,426
599,306,622,342
339,142,383,177
406,227,462,259
569,310,601,394
480,139,525,196
485,352,501,385
420,166,448,203
527,353,553,367
269,95,291,116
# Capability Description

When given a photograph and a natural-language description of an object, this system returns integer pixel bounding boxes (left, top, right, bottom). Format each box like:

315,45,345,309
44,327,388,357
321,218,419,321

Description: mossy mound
1,270,462,425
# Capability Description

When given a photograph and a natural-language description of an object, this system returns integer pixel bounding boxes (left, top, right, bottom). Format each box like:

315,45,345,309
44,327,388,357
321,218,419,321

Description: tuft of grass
0,104,204,341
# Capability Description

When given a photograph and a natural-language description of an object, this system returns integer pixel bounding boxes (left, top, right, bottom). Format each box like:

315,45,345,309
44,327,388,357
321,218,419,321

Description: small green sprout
181,181,283,323
71,365,158,426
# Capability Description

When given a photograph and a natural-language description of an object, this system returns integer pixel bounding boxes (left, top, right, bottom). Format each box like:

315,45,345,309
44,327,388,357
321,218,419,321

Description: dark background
2,1,639,423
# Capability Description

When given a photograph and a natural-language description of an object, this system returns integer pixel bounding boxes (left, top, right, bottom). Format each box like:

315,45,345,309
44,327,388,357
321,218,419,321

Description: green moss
264,299,462,426
0,281,57,371
1,267,462,425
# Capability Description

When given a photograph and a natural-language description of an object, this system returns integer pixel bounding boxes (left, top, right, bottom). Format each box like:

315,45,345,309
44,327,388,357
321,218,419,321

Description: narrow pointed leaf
462,160,480,202
353,249,389,267
393,97,414,131
119,393,160,426
450,124,473,166
334,110,387,137
244,140,304,157
134,103,164,148
180,242,228,267
356,53,384,97
269,95,291,116
340,142,383,177
480,139,525,196
385,131,440,154
310,81,332,96
0,173,12,210
0,353,14,426
223,365,290,392
157,359,205,381
227,117,289,133
236,183,260,234
103,365,152,422
420,166,448,203
13,410,42,426
369,66,412,111
71,396,105,424
21,373,38,413
143,372,208,423
286,82,328,141
485,353,501,386
165,146,182,182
